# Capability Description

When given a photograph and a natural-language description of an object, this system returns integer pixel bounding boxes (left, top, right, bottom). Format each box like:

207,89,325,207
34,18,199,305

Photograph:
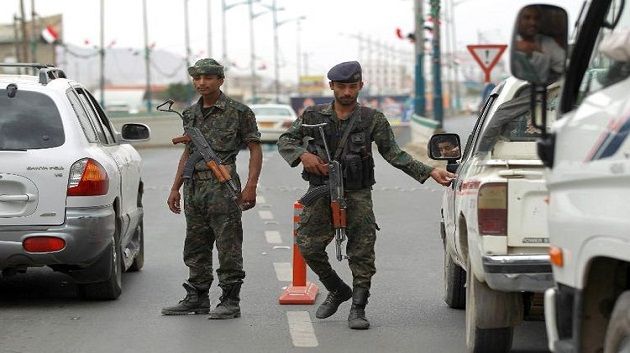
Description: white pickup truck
429,76,559,352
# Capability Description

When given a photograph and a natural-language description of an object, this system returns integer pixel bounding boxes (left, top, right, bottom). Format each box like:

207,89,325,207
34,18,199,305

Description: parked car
0,63,150,300
251,103,297,143
429,76,560,352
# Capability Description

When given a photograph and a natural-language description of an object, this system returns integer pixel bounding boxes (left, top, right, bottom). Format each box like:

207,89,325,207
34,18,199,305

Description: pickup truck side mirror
510,4,568,86
428,133,462,162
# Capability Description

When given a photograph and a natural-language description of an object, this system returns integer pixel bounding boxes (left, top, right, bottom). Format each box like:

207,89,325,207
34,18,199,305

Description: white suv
0,63,149,300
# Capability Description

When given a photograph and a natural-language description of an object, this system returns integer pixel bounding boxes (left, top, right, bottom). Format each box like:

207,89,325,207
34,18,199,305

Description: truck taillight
478,183,507,235
67,158,109,196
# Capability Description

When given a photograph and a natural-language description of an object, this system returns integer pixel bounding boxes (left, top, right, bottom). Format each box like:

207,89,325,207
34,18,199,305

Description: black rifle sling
333,106,374,161
333,107,361,161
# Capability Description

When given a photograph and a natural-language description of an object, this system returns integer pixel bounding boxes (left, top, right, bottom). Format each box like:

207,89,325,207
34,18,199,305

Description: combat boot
208,283,241,319
315,273,353,319
348,287,370,330
161,281,210,315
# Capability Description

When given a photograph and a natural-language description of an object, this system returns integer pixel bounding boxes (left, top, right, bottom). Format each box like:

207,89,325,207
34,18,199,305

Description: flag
41,25,59,44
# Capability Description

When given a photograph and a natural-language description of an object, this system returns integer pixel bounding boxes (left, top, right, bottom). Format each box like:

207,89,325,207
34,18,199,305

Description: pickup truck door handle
0,194,37,202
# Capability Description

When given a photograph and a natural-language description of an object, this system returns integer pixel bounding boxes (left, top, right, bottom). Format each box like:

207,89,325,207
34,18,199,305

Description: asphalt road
0,116,550,353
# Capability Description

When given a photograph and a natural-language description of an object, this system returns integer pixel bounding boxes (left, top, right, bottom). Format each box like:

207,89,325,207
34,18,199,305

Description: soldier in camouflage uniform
277,61,454,330
162,58,262,319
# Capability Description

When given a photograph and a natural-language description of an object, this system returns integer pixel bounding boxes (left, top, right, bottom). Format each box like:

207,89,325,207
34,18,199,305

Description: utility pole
30,0,37,64
430,0,443,126
443,0,454,115
19,0,29,63
13,15,21,64
413,0,425,116
142,0,152,113
184,0,192,103
221,0,228,93
248,0,257,103
99,0,105,107
296,19,302,93
272,0,279,102
450,0,462,112
207,0,213,57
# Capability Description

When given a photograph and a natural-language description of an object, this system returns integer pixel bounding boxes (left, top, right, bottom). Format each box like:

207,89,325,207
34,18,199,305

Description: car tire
128,219,144,272
444,248,466,309
604,291,630,353
465,260,517,353
79,234,123,300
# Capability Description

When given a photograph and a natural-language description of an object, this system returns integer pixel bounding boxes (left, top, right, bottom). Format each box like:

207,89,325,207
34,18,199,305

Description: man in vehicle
162,58,262,319
435,135,461,158
277,61,454,330
513,4,566,84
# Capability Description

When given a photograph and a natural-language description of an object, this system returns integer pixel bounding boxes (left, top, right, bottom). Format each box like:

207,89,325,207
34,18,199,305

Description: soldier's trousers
183,177,244,290
296,188,378,290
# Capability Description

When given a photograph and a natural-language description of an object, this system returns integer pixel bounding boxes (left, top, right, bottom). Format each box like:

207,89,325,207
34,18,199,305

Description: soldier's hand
300,152,329,176
167,189,181,214
430,168,456,187
240,184,257,211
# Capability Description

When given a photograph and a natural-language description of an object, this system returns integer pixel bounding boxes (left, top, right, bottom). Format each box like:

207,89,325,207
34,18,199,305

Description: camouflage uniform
277,102,434,290
182,93,260,290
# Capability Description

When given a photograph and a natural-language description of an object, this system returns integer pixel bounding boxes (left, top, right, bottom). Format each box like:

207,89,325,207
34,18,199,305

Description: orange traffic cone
278,201,319,304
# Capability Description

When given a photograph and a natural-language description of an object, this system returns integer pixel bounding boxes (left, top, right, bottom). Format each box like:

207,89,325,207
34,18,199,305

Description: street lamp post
248,0,256,103
275,15,305,102
221,0,253,94
142,0,152,113
183,0,192,103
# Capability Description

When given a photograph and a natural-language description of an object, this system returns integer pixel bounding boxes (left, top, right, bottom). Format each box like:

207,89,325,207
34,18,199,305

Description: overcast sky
2,0,583,82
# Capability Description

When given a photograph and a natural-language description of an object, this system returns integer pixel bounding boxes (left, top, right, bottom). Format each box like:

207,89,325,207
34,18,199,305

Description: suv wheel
79,234,123,300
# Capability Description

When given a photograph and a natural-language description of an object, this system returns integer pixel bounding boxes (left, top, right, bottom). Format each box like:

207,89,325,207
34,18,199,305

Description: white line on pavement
258,210,274,220
273,262,292,282
257,196,266,204
286,311,319,348
265,230,282,244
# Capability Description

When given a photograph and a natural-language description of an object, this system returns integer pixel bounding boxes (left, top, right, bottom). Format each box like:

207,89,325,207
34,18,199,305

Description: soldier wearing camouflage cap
162,58,262,319
277,60,455,330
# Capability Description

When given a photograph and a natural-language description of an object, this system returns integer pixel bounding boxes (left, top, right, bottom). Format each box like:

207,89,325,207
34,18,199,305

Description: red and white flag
41,25,59,44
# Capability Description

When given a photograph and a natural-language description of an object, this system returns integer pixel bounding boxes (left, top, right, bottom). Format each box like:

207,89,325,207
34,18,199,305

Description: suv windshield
0,89,65,150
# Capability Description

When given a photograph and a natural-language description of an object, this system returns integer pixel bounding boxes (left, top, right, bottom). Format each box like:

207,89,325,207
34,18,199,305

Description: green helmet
188,58,224,77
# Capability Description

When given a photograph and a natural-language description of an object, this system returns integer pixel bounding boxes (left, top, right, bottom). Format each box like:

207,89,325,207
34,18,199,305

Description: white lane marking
257,195,266,204
287,311,318,348
273,262,292,282
265,230,282,244
258,210,274,220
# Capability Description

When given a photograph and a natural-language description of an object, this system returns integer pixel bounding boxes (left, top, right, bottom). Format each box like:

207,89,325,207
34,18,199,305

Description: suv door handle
0,194,37,202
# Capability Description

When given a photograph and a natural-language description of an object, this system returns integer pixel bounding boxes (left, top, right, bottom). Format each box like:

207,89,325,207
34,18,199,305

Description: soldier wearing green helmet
162,58,262,320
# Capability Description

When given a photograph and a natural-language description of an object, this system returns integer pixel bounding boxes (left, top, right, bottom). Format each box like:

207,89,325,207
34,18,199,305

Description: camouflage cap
188,58,224,77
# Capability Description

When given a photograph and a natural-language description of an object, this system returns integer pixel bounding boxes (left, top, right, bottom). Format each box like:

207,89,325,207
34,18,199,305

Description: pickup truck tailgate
507,178,549,247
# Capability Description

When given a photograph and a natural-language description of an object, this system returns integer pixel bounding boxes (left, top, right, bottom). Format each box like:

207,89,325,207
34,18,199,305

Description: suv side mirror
428,133,461,161
510,4,568,86
120,123,151,142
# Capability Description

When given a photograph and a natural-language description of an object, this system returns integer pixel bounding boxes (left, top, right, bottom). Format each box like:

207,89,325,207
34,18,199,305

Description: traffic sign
467,44,508,83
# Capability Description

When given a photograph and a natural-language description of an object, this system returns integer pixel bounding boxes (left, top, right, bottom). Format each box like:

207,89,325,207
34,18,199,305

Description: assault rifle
300,123,347,261
157,100,240,206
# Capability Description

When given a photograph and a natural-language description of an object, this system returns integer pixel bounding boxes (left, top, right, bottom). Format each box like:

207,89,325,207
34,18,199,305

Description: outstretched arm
373,113,455,185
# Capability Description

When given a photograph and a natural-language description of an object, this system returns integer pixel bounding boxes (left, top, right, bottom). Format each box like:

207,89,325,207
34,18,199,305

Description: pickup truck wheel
79,234,123,300
128,219,144,272
604,291,630,353
465,261,515,353
444,248,466,309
